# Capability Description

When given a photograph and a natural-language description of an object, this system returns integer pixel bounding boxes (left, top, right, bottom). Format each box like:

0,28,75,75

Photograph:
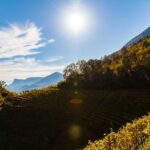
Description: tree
0,81,8,97
61,36,150,89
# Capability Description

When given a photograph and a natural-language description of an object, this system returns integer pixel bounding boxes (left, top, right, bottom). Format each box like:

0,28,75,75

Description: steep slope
84,114,150,150
61,35,150,89
125,27,150,47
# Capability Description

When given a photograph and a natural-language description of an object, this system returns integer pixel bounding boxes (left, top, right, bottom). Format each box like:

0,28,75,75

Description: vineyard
84,114,150,150
0,88,149,149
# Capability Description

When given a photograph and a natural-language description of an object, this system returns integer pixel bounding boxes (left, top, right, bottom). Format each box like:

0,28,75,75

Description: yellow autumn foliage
84,114,150,150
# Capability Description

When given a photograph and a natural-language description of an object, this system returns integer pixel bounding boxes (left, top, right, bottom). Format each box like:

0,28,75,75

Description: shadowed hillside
0,87,149,150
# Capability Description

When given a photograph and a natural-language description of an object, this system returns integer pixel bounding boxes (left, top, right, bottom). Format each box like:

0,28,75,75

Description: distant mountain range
7,72,64,92
125,27,150,47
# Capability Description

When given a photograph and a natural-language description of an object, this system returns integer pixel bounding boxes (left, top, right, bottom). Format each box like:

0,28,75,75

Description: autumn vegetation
84,114,150,150
0,36,149,149
59,36,150,89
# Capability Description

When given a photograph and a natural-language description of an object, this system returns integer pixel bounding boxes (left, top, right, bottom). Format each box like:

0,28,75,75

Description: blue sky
0,0,150,82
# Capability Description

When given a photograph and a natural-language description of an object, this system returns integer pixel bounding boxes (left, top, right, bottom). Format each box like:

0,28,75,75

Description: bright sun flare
63,6,89,36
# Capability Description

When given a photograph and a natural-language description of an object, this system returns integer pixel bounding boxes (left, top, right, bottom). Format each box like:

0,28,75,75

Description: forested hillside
59,36,150,89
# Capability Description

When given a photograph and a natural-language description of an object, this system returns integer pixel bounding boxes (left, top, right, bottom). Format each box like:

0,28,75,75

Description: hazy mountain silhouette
8,72,64,92
125,27,150,47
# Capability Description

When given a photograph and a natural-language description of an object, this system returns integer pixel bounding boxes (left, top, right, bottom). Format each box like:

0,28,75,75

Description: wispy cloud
0,21,65,83
0,57,65,83
48,38,56,43
0,22,53,58
46,56,64,63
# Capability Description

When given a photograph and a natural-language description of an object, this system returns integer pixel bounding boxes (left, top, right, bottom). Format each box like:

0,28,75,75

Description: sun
63,6,89,36
65,9,87,34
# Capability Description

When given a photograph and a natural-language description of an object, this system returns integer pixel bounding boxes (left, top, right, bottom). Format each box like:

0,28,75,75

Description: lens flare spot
74,82,78,86
68,125,82,140
74,90,78,94
70,99,82,105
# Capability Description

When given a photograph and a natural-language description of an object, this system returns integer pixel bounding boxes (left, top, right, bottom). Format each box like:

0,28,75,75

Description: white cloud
0,57,65,83
0,22,54,58
48,38,55,43
46,56,64,63
0,22,65,83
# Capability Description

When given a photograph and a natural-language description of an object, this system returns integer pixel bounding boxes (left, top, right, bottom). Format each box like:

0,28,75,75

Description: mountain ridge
125,26,150,47
7,72,64,92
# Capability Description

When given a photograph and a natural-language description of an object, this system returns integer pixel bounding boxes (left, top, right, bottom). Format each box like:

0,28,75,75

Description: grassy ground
0,88,150,150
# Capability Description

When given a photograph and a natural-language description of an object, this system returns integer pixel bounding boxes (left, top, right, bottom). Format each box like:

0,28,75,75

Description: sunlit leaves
84,114,150,150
